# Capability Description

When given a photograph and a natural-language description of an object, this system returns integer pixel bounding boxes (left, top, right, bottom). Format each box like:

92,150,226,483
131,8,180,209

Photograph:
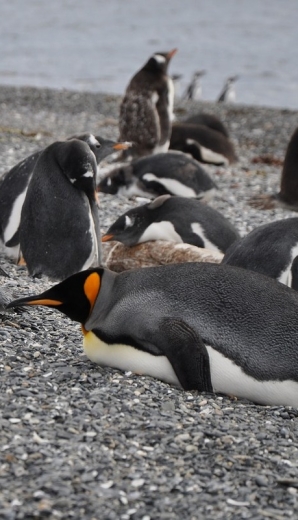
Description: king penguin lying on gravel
8,262,298,407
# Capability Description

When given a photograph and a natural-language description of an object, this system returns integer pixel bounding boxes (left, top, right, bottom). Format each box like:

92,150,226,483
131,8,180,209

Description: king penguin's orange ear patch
83,272,101,312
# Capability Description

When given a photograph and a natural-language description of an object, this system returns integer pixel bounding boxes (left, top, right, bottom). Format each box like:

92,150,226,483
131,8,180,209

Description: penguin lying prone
8,262,298,407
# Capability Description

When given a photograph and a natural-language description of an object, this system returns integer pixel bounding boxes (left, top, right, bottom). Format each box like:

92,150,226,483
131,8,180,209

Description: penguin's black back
20,140,99,280
184,113,229,137
91,262,298,382
222,218,298,280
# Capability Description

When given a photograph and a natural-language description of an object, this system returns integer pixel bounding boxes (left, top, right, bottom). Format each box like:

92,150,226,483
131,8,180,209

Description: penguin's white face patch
154,54,166,64
206,345,298,407
87,135,100,146
82,170,94,178
125,215,134,228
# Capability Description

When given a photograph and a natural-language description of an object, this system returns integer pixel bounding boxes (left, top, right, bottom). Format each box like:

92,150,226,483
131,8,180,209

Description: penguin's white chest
83,331,180,386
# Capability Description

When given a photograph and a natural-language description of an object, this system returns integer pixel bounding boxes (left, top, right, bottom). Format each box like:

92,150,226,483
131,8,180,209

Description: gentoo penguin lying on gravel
184,112,229,138
0,134,118,262
250,127,298,210
222,217,298,289
98,152,217,200
119,49,177,158
102,195,239,253
8,262,298,407
169,123,237,165
19,139,130,280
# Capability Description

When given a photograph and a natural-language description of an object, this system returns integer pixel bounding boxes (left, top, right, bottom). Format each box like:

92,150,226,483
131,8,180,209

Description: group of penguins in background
2,49,298,408
175,70,239,103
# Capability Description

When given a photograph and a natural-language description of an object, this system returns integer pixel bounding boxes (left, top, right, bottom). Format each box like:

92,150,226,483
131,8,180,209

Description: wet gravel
0,86,298,519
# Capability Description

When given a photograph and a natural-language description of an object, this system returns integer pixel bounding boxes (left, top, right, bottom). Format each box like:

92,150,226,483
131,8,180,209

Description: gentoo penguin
119,49,177,158
19,139,130,280
102,195,239,253
0,133,114,262
217,75,239,103
98,152,217,200
171,73,183,99
250,127,298,211
222,218,298,289
183,70,206,101
184,113,229,138
8,262,298,407
170,123,237,165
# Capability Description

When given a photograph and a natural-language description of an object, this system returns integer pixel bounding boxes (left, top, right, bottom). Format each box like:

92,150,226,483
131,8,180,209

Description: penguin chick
102,195,239,253
184,113,229,138
170,123,237,165
0,133,116,262
98,152,217,200
19,139,130,280
183,70,206,101
249,127,298,211
119,49,177,158
222,217,298,289
217,75,239,103
8,262,298,407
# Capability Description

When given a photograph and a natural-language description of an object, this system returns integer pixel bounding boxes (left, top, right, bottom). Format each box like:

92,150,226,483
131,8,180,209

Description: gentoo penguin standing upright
222,218,298,289
8,262,298,407
183,70,206,101
250,127,298,210
217,75,239,103
0,133,115,262
19,138,130,280
102,195,240,253
119,49,177,158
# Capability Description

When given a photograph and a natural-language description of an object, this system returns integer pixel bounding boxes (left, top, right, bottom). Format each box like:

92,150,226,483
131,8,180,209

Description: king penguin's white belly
83,331,181,386
206,345,298,407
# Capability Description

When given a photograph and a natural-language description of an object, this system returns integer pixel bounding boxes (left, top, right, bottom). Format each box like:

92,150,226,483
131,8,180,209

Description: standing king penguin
119,49,177,158
19,138,129,280
7,261,298,407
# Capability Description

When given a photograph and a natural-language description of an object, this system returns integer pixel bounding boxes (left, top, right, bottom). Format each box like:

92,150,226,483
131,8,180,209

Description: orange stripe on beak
113,141,132,151
167,48,178,59
101,234,114,242
26,299,63,306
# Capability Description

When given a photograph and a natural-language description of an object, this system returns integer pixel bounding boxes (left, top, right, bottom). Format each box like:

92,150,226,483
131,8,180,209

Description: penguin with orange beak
19,138,131,280
7,262,298,407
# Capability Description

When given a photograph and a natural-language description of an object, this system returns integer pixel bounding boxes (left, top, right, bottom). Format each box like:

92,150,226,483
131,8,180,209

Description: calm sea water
1,0,298,109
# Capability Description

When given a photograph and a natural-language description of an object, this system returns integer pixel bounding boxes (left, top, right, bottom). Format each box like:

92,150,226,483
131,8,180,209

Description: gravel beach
0,85,298,520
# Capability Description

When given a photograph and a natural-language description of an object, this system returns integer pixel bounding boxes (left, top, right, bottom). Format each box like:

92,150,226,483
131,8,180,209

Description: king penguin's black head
6,269,105,324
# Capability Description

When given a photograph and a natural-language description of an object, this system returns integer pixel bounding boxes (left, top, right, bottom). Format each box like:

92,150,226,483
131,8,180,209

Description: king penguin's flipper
157,317,212,392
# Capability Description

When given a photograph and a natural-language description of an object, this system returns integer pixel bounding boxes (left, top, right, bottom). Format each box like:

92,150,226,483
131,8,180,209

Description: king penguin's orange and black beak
6,269,104,324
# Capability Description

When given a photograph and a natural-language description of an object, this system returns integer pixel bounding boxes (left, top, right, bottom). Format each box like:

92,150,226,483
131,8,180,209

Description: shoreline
0,85,298,519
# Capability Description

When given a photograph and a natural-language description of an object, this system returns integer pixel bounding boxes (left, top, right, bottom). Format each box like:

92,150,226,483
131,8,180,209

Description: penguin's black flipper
291,256,298,291
158,318,212,392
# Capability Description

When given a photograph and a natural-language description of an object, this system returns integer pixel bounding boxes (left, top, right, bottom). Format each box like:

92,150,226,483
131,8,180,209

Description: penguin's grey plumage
183,70,206,101
170,123,237,165
222,217,298,288
250,127,298,211
217,75,239,103
8,262,298,407
98,152,217,200
0,133,110,262
184,113,229,138
119,49,177,158
102,195,239,253
19,138,130,280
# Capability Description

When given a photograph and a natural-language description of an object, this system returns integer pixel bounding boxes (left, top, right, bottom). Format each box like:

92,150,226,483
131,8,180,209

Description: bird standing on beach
217,75,239,103
183,70,206,101
119,49,177,158
19,138,130,280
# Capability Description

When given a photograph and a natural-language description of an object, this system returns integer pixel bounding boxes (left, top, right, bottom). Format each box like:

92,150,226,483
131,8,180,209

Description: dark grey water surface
1,0,298,109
